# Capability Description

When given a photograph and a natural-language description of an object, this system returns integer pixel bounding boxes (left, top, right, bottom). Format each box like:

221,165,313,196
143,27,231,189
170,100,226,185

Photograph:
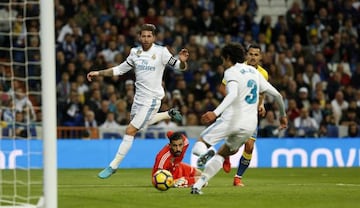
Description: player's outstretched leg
168,108,182,122
98,167,117,179
197,149,215,168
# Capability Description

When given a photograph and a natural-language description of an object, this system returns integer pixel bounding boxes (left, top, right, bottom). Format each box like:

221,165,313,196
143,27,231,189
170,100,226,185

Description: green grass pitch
2,168,360,208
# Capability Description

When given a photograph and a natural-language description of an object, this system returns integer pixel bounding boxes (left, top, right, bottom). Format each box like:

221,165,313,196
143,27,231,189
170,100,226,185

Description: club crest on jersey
136,49,142,56
152,54,156,60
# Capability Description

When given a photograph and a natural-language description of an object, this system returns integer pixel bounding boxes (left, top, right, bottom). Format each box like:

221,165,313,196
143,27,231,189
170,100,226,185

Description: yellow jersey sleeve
257,65,269,81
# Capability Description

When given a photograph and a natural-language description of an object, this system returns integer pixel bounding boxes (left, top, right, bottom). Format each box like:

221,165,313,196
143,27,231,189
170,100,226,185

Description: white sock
192,141,208,156
109,135,134,169
148,112,170,125
193,155,224,189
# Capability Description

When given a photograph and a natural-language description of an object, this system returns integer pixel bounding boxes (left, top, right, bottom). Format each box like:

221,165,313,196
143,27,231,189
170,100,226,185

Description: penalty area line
287,183,360,187
335,183,360,187
59,184,148,188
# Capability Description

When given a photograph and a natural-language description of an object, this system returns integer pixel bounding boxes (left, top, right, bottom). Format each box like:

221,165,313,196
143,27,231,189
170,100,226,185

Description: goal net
0,1,56,207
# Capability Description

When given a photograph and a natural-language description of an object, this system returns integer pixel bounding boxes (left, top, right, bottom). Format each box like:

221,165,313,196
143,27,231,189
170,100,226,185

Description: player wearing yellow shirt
233,44,268,186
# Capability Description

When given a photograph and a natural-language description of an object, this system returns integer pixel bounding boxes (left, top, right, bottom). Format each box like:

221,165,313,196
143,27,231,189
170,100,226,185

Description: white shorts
130,96,161,130
201,118,254,152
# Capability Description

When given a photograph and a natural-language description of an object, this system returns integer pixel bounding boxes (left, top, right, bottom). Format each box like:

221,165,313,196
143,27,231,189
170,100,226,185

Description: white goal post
0,0,57,207
40,0,57,207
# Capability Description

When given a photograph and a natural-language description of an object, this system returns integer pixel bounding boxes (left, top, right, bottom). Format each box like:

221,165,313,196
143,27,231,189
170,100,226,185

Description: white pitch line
336,183,360,187
58,184,146,188
287,183,360,187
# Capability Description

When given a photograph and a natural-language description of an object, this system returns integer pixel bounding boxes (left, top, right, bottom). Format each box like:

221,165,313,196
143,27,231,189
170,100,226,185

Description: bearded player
153,131,202,187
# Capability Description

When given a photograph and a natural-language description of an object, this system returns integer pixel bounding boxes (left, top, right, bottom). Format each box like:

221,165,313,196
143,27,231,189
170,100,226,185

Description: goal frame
40,0,57,208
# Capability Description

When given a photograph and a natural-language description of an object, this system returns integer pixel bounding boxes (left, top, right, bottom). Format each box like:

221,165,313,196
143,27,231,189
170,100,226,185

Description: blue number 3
245,79,258,104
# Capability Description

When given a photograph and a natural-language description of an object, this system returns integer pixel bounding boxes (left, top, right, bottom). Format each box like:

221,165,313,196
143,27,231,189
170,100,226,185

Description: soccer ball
152,169,174,191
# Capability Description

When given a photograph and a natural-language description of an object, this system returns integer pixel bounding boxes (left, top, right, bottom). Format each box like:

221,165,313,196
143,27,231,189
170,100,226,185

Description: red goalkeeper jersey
152,135,197,185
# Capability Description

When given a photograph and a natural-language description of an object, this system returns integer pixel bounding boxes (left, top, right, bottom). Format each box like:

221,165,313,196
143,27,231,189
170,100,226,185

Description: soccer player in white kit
87,24,189,179
190,43,288,194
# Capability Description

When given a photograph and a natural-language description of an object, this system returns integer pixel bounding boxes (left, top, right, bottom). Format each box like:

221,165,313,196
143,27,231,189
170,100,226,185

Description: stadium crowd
1,0,360,138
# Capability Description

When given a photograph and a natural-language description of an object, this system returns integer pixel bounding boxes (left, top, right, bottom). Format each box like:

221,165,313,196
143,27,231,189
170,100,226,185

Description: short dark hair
247,43,261,52
168,132,183,142
221,42,245,63
139,24,157,35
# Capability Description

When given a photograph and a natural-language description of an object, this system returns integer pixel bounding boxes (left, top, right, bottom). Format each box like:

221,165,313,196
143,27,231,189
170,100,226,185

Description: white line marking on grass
59,184,147,188
336,183,360,187
287,183,360,187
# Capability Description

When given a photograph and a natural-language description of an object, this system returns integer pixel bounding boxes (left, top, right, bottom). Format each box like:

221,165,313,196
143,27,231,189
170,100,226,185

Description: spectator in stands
259,15,273,45
296,87,311,110
83,110,97,128
99,40,120,64
202,91,220,112
0,93,13,132
275,51,294,80
185,112,200,126
86,88,102,112
100,112,121,130
318,122,330,138
339,109,359,126
14,88,36,122
309,99,323,127
56,71,71,104
61,90,83,126
286,1,302,25
259,110,281,138
155,118,178,129
114,99,129,125
75,73,89,104
350,63,360,88
0,5,18,58
12,111,30,138
294,107,319,137
302,63,321,94
336,63,352,86
326,71,342,100
286,98,300,123
57,18,82,43
346,122,360,138
59,33,78,63
178,7,198,35
323,33,347,63
331,90,349,125
313,51,330,81
171,89,185,110
78,33,97,60
95,100,111,125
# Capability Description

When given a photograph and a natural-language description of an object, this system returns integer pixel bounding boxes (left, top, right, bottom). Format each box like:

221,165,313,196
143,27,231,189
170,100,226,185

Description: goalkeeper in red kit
152,131,202,188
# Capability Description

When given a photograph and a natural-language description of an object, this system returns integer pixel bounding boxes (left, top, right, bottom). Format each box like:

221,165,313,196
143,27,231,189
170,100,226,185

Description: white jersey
112,44,182,100
215,63,281,131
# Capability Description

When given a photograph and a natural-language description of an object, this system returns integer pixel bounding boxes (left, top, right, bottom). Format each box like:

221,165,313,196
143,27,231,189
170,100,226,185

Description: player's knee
197,137,211,148
125,124,138,136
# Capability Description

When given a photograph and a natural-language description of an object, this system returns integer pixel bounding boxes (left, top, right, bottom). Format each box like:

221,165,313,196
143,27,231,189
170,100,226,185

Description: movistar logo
136,59,155,71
